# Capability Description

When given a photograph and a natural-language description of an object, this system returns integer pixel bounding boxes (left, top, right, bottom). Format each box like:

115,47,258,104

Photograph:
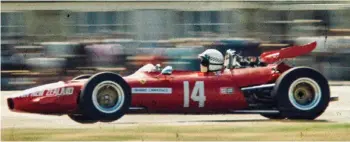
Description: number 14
183,81,206,108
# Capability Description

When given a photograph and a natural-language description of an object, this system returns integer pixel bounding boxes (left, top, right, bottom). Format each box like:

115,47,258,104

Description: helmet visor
200,57,209,67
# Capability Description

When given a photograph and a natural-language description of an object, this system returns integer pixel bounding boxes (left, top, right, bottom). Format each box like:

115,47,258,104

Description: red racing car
7,42,338,123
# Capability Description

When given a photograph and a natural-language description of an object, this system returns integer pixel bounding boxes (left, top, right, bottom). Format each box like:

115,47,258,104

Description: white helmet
198,49,224,72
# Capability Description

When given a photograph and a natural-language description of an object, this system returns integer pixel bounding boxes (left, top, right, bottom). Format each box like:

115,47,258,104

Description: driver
198,49,224,73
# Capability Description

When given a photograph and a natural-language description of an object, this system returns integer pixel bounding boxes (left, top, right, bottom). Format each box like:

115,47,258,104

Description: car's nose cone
7,81,65,111
7,81,80,114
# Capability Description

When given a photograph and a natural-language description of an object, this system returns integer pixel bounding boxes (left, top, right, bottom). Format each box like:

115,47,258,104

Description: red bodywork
7,42,317,115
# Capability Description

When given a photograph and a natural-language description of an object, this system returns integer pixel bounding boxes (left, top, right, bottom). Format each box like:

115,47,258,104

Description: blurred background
1,0,350,90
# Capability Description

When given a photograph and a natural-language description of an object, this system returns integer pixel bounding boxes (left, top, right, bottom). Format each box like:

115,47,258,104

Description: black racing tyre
72,74,92,80
79,72,131,122
68,114,98,124
260,113,286,119
272,67,330,120
99,118,118,123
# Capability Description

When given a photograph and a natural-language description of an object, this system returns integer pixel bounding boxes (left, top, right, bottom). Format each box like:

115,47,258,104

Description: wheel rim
288,77,322,111
92,81,125,114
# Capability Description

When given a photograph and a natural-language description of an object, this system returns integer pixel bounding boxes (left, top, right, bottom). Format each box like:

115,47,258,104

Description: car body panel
8,81,83,114
126,65,278,113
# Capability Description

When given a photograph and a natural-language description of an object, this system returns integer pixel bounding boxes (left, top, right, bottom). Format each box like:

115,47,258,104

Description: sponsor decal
132,87,172,94
17,87,74,98
46,87,74,96
18,91,45,98
139,79,147,84
220,87,234,95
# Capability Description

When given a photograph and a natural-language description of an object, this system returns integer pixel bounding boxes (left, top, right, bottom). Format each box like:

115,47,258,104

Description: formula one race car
7,42,338,123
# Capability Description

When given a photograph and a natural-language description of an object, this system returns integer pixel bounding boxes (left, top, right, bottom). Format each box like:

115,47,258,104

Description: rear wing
260,42,317,64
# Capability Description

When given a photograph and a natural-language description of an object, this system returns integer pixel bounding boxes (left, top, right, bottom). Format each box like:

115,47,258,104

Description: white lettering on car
29,91,44,97
15,87,74,99
64,87,74,95
131,87,172,94
53,87,74,96
220,87,234,95
46,89,55,96
183,81,206,108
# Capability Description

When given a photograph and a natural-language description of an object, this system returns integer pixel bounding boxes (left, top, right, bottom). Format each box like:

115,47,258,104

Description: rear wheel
273,67,330,120
78,72,131,122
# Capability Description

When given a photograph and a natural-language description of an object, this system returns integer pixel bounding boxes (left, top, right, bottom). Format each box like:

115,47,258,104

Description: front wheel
260,113,286,119
68,114,98,124
78,72,131,122
273,67,330,120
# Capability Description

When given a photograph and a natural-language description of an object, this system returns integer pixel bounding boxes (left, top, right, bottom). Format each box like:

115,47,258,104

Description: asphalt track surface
1,86,349,129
